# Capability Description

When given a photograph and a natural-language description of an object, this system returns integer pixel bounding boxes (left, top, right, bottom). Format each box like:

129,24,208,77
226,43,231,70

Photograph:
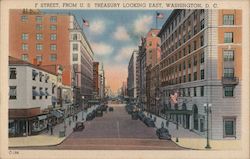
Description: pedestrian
47,122,49,132
76,115,78,121
50,125,53,135
69,118,71,126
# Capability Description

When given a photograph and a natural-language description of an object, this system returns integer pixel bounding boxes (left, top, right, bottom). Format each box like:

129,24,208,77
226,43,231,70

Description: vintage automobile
131,111,138,120
156,128,172,140
73,122,85,131
144,118,155,127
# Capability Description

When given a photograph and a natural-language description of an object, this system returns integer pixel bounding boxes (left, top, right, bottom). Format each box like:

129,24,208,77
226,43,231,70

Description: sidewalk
9,106,98,147
146,112,241,150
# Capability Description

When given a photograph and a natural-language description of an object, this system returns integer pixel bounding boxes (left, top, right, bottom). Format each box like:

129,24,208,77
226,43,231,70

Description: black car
109,107,114,111
138,112,146,121
86,112,94,121
73,122,85,131
144,118,155,127
96,109,103,117
156,128,172,140
131,111,138,120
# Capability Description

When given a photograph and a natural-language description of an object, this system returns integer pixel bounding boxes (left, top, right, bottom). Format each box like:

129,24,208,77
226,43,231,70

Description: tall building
127,50,138,100
145,29,161,112
9,9,94,108
93,62,99,98
99,63,105,100
158,9,242,139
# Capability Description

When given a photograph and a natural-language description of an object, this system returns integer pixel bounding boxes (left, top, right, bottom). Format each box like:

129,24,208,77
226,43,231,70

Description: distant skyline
44,9,172,92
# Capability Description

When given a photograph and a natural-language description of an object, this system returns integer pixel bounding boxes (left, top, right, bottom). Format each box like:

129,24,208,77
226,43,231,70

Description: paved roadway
18,104,185,150
54,104,184,150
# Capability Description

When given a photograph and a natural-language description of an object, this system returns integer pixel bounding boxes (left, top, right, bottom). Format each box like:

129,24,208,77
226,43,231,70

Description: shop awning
32,70,38,76
32,90,40,96
45,91,51,96
38,115,47,120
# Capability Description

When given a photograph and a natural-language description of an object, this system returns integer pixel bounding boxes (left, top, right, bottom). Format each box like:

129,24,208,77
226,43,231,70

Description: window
50,16,57,22
193,25,197,35
224,68,234,78
50,25,57,30
36,44,43,51
200,19,205,30
200,52,205,63
21,15,28,22
36,34,43,40
194,87,197,96
50,54,57,61
39,87,43,99
188,59,191,68
183,61,186,70
22,44,28,51
188,44,191,53
178,64,182,71
39,72,43,82
193,72,197,81
200,69,205,80
223,117,236,137
21,54,28,61
73,54,78,61
45,88,48,99
73,43,78,51
73,34,78,40
36,16,42,22
223,15,234,25
224,50,234,61
21,33,28,40
9,86,17,100
36,24,43,30
224,86,234,97
50,44,57,51
193,41,197,50
188,73,191,82
224,32,233,43
50,34,57,40
200,36,204,46
32,87,36,100
32,70,38,80
36,55,42,62
188,30,192,39
183,48,186,56
9,68,16,79
193,56,197,66
200,86,204,96
183,75,186,83
188,88,191,96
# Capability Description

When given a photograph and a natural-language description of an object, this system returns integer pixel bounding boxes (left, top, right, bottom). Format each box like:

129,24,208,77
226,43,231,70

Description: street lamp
82,96,85,120
204,103,212,149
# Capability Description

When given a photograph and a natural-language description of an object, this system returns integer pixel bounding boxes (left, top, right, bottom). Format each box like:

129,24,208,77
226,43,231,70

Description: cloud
91,42,113,56
89,19,106,35
112,26,130,41
115,46,137,62
133,15,153,35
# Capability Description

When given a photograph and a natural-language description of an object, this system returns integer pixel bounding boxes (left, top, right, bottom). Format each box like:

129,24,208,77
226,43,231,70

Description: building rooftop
9,56,57,75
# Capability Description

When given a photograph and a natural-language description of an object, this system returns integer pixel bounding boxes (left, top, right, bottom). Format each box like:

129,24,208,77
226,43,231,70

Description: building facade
8,56,62,137
99,63,106,100
93,62,100,99
127,50,138,100
158,9,242,139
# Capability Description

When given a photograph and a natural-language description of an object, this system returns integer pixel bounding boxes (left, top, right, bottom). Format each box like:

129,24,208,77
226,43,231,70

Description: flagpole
156,11,158,29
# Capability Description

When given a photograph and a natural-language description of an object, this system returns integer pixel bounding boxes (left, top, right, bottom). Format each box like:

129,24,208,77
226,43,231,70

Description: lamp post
204,103,212,149
82,96,85,120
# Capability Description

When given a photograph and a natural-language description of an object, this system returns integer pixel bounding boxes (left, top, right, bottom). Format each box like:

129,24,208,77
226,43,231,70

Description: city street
20,104,185,150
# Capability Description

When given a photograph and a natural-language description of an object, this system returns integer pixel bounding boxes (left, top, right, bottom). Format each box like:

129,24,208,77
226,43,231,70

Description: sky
44,10,172,92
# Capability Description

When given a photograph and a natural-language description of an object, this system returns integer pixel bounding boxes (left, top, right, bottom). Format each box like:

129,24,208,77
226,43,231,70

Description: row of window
165,86,205,98
21,15,57,23
36,24,57,31
21,33,57,41
21,54,57,62
21,43,57,51
162,69,205,86
9,86,50,100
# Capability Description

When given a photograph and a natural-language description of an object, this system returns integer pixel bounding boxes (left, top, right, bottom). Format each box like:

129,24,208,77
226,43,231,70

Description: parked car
73,122,85,131
86,112,94,121
156,128,172,140
96,109,103,117
144,118,155,127
109,107,114,111
131,111,138,120
138,112,146,121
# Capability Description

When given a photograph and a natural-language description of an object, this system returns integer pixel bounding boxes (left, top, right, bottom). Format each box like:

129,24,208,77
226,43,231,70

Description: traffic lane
69,105,157,139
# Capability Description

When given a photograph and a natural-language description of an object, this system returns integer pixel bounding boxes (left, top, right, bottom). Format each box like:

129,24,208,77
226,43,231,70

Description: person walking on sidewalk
50,123,53,135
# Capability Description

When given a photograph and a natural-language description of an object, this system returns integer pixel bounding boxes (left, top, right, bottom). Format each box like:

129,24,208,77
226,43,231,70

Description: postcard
0,0,249,159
